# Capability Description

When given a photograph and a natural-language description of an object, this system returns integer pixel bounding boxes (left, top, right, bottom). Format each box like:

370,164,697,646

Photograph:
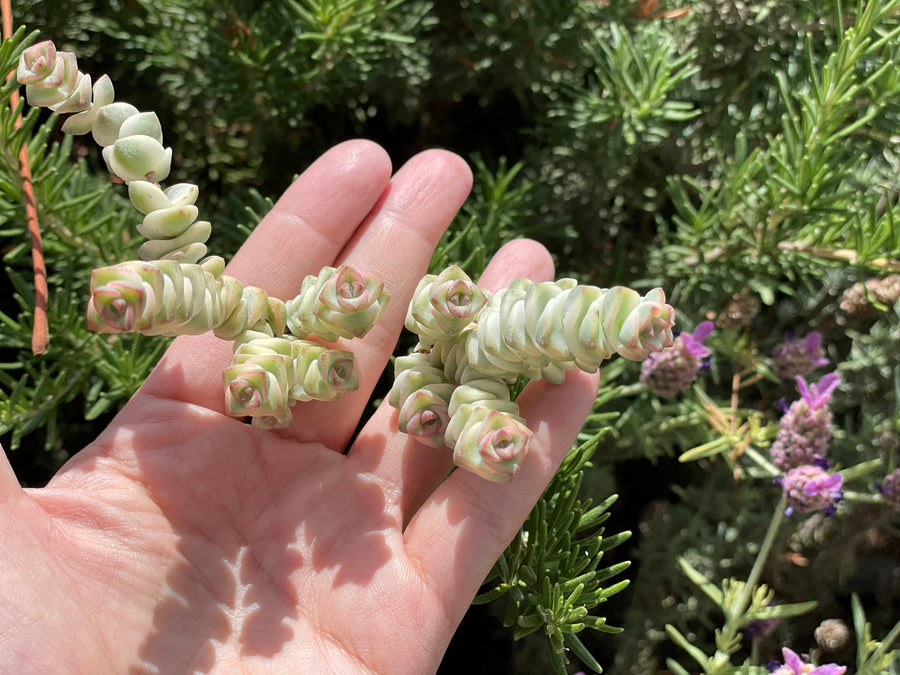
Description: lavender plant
16,38,390,428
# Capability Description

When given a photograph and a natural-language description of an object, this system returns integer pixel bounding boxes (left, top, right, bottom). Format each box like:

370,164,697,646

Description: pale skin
0,141,599,674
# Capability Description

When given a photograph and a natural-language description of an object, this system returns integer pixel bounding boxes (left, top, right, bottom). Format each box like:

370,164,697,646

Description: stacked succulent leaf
17,40,389,429
390,266,676,481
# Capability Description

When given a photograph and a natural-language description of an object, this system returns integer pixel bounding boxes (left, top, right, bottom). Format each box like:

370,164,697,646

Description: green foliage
658,0,900,305
430,154,545,279
852,593,900,674
474,421,631,674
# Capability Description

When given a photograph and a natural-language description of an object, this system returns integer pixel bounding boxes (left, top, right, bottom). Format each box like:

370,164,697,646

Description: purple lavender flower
771,332,829,380
767,647,846,674
640,320,713,397
769,374,840,470
779,464,843,517
880,468,900,510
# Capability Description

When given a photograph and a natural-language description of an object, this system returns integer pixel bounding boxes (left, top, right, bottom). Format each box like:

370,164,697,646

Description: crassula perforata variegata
19,40,388,426
389,265,676,482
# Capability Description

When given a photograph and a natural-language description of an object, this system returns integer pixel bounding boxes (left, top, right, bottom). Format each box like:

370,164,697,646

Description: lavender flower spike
796,373,841,410
640,320,713,397
779,465,844,517
771,332,829,380
768,646,846,674
769,373,840,470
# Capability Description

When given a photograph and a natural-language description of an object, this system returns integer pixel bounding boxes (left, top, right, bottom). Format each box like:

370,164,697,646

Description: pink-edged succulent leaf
315,265,388,337
286,265,389,342
87,263,164,333
398,383,455,448
289,339,358,402
101,135,173,184
24,50,80,109
608,287,676,361
61,74,115,135
223,355,291,418
407,265,489,343
16,40,57,85
449,405,533,482
388,352,449,408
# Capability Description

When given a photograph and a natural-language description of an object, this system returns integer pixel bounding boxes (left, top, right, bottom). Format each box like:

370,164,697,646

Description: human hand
0,141,599,674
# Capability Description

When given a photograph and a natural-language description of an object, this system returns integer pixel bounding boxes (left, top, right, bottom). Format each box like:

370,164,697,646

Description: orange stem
2,0,49,354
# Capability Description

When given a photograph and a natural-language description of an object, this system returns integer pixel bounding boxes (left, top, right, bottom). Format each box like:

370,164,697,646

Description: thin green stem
740,496,786,616
709,496,786,673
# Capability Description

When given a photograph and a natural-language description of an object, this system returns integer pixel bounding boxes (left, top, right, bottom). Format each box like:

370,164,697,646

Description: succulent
285,265,390,342
390,266,675,481
19,40,388,428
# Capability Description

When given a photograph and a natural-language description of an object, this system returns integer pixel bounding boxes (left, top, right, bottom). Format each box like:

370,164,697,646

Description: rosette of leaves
285,265,390,343
223,332,359,429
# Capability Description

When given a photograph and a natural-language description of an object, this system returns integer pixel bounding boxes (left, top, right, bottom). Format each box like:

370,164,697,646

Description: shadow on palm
84,356,401,672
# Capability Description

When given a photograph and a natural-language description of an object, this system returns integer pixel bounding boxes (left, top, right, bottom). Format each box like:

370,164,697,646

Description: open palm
0,141,598,674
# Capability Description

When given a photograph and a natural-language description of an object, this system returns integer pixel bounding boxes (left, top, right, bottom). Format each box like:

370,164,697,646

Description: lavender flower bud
768,646,846,674
880,468,900,510
769,374,840,470
771,332,828,380
445,405,533,482
814,619,852,653
406,265,490,345
779,464,843,516
640,321,713,397
286,265,389,342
